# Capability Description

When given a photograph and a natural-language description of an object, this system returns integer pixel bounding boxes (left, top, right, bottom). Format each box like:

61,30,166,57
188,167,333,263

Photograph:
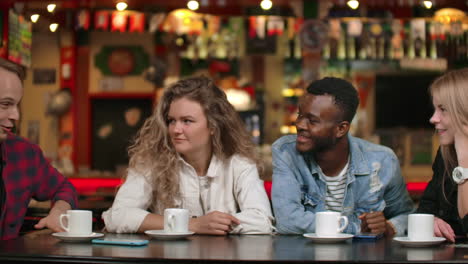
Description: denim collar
347,134,372,176
306,134,371,180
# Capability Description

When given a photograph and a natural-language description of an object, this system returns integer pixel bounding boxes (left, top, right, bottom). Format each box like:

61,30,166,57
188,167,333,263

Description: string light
30,14,40,23
260,0,273,10
423,0,433,9
347,0,359,9
49,23,59,32
187,0,199,11
47,3,56,13
116,1,128,11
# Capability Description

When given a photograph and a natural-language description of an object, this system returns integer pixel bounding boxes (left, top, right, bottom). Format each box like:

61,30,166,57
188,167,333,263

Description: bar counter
0,231,466,264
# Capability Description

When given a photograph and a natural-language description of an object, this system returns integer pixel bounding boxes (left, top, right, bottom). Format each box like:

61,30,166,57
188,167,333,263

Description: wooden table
0,232,466,263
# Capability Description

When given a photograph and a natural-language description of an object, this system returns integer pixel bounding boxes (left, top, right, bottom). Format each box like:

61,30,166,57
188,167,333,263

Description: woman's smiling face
430,94,454,145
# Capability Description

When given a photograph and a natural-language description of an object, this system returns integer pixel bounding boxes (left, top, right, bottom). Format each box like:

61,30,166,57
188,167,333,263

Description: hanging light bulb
260,0,273,10
187,0,200,10
423,0,433,9
47,3,56,13
347,0,359,9
116,1,128,11
49,23,59,32
30,14,40,23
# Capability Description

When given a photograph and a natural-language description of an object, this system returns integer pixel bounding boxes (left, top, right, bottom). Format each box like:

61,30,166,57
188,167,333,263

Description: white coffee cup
316,211,348,237
408,213,434,241
59,210,92,236
164,208,189,233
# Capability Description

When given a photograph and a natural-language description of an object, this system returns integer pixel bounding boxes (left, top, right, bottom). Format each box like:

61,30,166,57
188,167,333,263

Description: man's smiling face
295,93,342,154
0,67,23,135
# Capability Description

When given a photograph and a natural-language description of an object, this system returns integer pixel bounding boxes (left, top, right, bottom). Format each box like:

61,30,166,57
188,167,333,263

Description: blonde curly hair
128,76,262,210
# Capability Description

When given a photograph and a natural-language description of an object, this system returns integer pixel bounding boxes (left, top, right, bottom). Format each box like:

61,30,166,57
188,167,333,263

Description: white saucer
52,232,104,242
393,237,446,247
145,230,194,240
303,233,354,243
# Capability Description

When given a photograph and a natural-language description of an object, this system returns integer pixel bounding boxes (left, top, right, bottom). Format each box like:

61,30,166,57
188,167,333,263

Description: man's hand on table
34,200,71,232
359,211,396,236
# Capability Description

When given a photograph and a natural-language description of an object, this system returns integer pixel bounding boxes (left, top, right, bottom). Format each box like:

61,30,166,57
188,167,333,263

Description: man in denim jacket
272,77,414,236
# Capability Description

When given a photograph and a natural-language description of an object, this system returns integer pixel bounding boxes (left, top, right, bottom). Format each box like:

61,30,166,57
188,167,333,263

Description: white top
102,154,274,234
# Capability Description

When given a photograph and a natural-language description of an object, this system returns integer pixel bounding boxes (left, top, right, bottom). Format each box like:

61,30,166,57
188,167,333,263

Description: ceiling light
260,0,273,10
47,3,56,13
347,0,359,9
423,0,433,9
30,14,40,23
116,1,128,11
187,0,199,10
434,8,466,24
49,23,59,32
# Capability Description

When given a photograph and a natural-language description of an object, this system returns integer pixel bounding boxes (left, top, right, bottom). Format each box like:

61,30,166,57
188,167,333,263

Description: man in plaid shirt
0,58,77,240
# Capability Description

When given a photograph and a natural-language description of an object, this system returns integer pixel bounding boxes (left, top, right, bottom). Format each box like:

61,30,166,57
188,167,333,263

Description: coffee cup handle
59,214,70,232
338,216,348,233
168,214,175,231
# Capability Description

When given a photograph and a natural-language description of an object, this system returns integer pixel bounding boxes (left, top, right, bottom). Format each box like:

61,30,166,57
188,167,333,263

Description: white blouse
102,154,274,234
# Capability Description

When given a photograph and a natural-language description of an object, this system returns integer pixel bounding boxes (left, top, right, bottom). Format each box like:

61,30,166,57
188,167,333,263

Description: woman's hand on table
434,216,455,243
190,211,240,235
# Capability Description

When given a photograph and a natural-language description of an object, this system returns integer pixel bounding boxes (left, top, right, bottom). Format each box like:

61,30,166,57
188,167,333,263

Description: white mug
408,213,434,241
164,208,189,233
316,211,348,237
59,210,92,236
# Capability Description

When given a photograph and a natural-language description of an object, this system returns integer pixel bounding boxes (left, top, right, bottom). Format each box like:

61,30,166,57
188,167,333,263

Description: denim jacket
272,134,414,235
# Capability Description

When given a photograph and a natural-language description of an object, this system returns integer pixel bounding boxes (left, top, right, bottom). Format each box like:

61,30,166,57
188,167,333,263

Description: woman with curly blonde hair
417,68,468,242
103,76,273,235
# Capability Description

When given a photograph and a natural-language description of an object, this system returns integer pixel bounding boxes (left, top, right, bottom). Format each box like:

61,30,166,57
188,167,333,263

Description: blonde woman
103,76,273,235
417,68,468,242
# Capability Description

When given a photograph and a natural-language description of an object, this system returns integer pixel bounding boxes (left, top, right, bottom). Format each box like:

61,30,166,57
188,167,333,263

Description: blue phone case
91,238,149,246
353,233,383,241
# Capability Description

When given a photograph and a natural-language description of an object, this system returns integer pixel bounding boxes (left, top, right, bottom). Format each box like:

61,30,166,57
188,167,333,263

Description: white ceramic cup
408,213,434,241
59,210,92,236
316,211,348,237
164,208,189,233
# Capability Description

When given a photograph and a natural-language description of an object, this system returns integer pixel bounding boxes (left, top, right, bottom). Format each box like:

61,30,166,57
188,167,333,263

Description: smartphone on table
353,232,384,241
91,238,149,246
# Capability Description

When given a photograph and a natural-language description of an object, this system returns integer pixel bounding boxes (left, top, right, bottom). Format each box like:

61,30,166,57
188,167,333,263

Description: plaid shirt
0,133,77,240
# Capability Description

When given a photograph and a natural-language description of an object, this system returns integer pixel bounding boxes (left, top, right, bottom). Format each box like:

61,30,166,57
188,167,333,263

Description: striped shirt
321,161,349,212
